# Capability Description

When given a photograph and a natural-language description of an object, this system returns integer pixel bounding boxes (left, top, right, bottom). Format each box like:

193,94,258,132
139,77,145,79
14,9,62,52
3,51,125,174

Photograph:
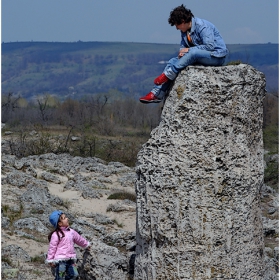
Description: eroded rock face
134,64,266,279
77,239,128,280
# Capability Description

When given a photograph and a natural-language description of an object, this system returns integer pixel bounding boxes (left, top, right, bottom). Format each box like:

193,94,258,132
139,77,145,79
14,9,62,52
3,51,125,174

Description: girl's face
58,214,69,227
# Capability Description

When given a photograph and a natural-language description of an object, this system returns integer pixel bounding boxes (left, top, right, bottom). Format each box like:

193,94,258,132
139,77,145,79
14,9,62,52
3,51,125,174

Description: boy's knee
168,57,179,64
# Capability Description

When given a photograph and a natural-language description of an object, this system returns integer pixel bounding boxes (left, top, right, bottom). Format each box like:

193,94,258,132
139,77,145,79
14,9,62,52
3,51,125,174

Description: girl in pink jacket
46,210,90,280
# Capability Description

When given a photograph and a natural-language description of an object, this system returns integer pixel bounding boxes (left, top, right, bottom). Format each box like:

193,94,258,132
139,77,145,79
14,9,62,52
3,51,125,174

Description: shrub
107,191,136,202
265,160,279,191
30,254,46,264
226,60,243,65
263,125,279,154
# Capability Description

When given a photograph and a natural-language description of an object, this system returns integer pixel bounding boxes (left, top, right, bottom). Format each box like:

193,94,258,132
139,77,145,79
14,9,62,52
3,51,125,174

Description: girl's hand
178,48,189,58
49,263,56,267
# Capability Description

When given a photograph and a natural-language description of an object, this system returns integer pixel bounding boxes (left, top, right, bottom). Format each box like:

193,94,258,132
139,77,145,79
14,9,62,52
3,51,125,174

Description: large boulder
134,64,266,279
78,239,128,279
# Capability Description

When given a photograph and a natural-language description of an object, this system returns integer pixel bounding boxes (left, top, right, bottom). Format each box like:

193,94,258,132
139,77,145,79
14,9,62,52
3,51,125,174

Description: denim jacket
181,17,228,58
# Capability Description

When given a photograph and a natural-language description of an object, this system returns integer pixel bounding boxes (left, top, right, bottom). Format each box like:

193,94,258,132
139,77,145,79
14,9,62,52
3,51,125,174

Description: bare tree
1,92,21,123
37,93,50,123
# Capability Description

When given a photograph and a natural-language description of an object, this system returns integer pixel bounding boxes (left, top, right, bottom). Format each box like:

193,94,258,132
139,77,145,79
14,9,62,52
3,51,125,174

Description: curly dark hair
168,4,194,26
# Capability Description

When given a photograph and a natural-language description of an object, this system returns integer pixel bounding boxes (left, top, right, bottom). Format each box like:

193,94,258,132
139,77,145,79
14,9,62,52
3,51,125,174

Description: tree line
2,92,161,132
3,41,278,101
1,90,278,167
1,92,162,166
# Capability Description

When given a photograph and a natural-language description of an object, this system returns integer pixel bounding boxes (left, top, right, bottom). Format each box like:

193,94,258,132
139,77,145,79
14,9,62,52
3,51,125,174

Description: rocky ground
1,146,279,279
1,151,137,279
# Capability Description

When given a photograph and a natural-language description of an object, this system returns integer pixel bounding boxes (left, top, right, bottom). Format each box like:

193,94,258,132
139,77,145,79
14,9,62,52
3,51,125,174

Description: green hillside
1,41,278,99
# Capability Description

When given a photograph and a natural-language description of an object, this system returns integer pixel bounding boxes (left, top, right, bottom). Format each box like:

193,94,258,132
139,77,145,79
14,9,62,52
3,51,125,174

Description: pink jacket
46,227,90,263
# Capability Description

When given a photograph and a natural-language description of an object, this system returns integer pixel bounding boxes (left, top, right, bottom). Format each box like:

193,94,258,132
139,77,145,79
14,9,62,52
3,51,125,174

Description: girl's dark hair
48,216,65,242
168,4,194,26
48,228,65,242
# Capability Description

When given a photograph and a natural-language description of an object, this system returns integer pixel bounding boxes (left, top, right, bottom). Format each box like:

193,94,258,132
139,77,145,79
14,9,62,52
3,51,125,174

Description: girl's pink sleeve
46,233,59,262
72,230,90,248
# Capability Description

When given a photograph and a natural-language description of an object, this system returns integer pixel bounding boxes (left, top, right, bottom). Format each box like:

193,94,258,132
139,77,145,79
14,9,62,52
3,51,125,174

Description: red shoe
139,92,162,103
154,73,169,85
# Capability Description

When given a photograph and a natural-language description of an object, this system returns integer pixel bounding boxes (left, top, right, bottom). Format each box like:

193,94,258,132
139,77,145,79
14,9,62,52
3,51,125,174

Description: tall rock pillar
134,64,266,279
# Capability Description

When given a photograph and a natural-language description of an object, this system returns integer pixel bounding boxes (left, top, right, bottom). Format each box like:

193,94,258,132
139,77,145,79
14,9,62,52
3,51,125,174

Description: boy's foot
154,73,169,85
139,92,162,103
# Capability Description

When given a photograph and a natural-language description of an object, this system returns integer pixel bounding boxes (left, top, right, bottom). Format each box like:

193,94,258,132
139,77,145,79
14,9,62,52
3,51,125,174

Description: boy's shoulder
193,17,214,29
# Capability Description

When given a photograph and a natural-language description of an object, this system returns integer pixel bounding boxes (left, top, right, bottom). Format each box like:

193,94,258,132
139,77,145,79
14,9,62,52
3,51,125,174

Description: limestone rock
1,151,137,279
107,199,136,212
13,217,49,234
102,230,136,249
78,239,128,279
93,213,114,225
2,245,31,263
134,65,266,279
40,171,62,184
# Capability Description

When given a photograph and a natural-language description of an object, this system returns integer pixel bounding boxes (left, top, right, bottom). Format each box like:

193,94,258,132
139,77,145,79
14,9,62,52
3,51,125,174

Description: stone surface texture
1,153,137,279
134,64,266,279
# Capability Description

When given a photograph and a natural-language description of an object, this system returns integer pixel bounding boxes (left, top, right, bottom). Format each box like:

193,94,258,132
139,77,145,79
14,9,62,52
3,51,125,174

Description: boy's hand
178,48,189,58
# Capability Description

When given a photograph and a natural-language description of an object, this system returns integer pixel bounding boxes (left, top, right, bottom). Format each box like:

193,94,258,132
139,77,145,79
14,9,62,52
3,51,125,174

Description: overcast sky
1,0,279,44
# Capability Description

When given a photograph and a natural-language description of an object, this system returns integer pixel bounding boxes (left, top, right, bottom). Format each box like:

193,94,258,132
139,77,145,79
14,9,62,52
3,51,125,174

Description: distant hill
1,41,278,100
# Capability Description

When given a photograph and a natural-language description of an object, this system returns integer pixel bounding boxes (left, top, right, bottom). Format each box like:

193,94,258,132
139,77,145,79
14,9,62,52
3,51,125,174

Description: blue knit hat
49,210,63,228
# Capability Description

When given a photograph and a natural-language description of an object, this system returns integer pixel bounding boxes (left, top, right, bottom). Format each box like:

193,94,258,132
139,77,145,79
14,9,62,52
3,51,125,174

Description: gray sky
1,0,279,44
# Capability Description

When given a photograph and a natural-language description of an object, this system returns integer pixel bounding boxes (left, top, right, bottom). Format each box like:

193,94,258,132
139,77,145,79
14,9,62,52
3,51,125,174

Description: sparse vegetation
32,269,44,277
107,191,136,202
2,256,13,267
30,208,44,214
112,219,124,228
21,232,48,244
61,199,72,209
264,158,279,191
262,89,279,191
263,125,279,154
2,204,10,215
30,254,46,264
2,203,24,226
226,60,243,65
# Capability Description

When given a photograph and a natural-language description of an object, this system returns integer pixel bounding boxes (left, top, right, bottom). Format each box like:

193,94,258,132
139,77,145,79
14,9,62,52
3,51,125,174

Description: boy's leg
139,79,173,103
140,50,225,103
163,57,180,80
55,261,67,280
164,49,225,79
154,58,178,85
154,80,173,99
65,260,79,280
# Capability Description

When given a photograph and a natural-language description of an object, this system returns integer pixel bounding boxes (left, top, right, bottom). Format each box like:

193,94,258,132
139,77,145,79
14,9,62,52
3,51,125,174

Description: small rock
41,171,61,184
71,136,81,141
4,131,13,135
29,130,38,136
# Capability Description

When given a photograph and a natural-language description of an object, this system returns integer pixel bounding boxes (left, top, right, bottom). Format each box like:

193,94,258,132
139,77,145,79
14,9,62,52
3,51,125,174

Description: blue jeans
152,48,226,98
55,260,79,280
